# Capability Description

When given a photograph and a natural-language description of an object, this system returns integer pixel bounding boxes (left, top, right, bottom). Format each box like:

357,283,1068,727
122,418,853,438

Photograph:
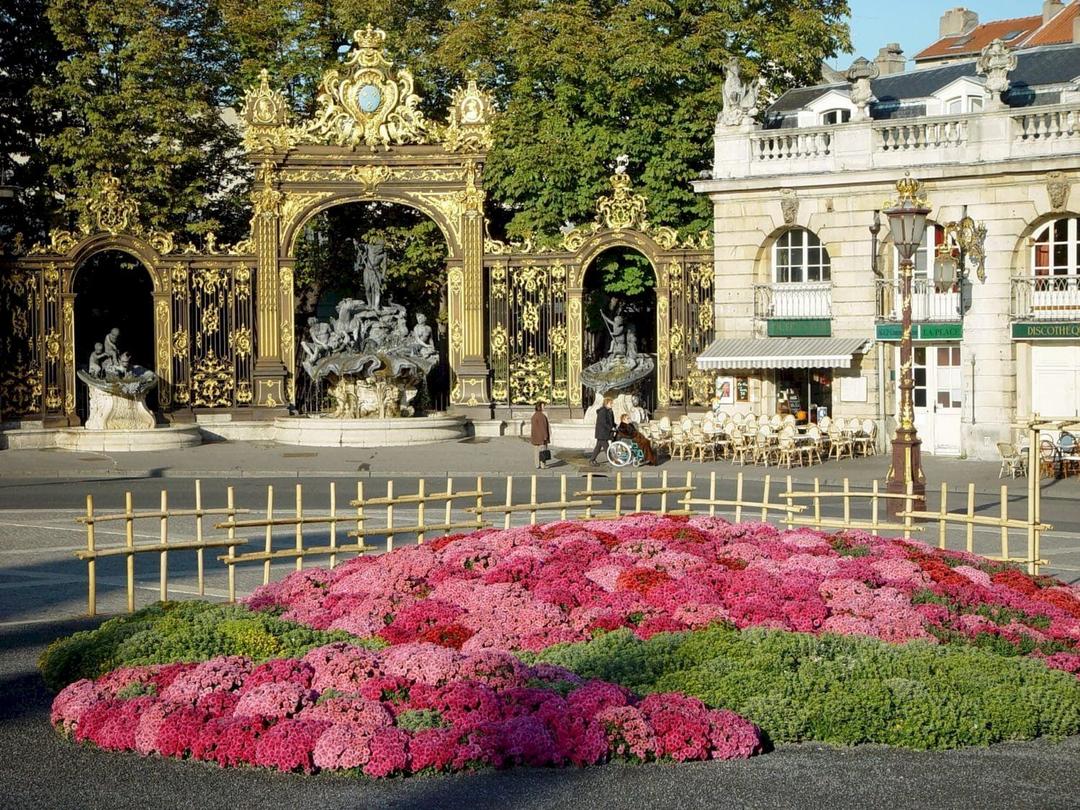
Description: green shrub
39,601,382,691
531,626,1080,750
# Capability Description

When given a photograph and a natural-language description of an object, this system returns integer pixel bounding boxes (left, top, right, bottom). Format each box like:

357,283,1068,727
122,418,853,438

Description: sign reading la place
1012,322,1080,339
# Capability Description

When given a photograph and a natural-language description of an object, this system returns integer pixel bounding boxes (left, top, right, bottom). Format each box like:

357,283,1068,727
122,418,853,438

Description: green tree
34,0,243,238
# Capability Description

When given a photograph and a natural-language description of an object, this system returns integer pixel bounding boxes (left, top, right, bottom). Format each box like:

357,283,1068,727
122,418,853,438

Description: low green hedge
39,602,378,691
530,626,1080,750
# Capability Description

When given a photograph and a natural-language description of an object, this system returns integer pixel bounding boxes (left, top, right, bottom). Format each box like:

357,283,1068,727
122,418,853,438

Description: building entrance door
907,344,962,456
1031,342,1080,418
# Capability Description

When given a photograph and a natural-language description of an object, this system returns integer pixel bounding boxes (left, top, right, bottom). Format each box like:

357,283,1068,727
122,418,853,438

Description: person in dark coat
616,413,657,465
530,402,552,469
589,397,616,465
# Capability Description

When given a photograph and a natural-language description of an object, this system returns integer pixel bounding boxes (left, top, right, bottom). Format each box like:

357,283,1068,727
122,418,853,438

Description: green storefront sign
1012,322,1080,339
767,318,832,337
875,322,963,341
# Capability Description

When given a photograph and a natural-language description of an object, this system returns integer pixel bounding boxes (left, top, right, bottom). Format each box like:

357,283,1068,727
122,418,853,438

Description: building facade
695,43,1080,460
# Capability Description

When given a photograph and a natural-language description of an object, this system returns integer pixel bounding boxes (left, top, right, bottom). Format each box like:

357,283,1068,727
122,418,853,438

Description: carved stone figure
78,328,158,430
581,304,655,398
845,57,879,120
88,343,108,378
976,38,1017,99
1047,171,1071,212
359,240,387,311
600,310,627,357
780,188,799,226
719,57,761,128
410,313,437,359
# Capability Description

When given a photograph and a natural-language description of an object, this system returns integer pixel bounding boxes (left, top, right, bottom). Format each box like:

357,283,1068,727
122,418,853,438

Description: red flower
615,568,672,596
418,623,475,649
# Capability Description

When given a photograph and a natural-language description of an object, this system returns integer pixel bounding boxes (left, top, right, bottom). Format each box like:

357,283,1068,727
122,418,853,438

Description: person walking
589,397,616,465
530,402,552,469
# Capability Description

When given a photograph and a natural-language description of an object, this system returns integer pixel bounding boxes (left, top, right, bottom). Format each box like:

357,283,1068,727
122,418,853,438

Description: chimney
875,43,906,76
939,7,979,38
1044,1,1064,24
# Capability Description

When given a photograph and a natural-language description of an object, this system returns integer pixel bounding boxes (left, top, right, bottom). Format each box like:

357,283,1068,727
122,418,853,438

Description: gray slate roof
766,44,1080,127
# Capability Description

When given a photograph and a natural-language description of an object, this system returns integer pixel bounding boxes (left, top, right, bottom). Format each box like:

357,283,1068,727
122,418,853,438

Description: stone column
251,160,289,409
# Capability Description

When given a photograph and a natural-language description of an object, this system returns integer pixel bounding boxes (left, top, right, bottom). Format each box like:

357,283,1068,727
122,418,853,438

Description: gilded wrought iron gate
487,261,570,406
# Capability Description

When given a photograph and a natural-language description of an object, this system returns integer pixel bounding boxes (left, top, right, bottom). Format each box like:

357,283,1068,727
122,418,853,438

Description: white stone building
694,42,1080,460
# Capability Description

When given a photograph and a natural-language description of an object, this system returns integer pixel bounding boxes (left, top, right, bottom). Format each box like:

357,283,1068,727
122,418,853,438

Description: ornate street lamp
884,174,931,516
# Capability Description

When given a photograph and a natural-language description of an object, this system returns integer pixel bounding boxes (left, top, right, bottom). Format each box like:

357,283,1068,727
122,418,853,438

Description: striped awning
696,337,871,370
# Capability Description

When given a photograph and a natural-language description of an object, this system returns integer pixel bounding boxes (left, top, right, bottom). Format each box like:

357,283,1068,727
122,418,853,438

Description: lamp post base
885,426,926,519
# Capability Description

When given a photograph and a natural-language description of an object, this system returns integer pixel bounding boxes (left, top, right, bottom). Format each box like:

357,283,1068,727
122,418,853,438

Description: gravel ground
2,621,1079,810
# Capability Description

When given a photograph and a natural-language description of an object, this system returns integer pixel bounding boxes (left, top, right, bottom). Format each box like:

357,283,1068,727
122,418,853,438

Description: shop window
913,347,927,408
774,229,831,284
775,369,833,422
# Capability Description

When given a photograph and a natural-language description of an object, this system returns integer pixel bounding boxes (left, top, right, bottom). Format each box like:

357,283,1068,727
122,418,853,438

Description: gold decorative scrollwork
87,175,140,236
444,80,496,152
302,26,432,149
173,329,189,357
241,69,300,153
509,350,552,404
229,327,253,358
192,350,235,407
596,165,649,231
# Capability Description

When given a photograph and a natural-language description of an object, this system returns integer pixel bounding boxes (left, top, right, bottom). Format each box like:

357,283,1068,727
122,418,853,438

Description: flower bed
52,643,762,774
245,515,1080,668
47,514,1080,773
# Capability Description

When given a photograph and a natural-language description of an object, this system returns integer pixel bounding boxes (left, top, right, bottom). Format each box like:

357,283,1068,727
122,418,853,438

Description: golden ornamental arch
1,28,716,424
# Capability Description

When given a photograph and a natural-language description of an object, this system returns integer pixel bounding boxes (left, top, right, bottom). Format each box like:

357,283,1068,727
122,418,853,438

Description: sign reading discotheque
1011,322,1080,339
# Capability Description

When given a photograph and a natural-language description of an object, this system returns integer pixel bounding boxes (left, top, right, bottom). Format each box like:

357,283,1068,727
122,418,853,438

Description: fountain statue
581,304,655,423
77,328,159,430
300,241,439,418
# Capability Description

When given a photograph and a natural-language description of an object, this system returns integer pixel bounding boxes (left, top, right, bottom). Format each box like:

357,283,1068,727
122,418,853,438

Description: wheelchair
606,438,645,467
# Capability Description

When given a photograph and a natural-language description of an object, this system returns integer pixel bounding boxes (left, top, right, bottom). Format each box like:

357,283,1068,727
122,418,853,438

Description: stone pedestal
85,385,156,430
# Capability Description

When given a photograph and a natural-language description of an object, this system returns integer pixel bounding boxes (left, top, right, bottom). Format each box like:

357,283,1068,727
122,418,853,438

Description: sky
837,0,1050,65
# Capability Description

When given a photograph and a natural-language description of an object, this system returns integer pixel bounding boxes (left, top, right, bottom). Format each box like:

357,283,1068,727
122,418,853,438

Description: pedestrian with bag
589,396,616,465
530,402,552,469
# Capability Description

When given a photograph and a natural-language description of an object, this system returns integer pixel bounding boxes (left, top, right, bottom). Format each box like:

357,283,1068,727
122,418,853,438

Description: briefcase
539,448,552,463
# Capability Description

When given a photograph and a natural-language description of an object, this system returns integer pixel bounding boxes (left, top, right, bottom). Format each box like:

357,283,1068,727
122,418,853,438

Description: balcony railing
1011,274,1080,321
875,278,961,322
754,282,832,319
876,117,968,152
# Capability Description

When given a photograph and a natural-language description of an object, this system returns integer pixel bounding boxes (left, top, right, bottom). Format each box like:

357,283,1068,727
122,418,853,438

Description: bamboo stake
1028,421,1039,575
159,490,168,602
125,491,135,613
263,485,274,585
356,481,365,557
329,481,338,569
226,486,236,603
529,476,538,525
444,477,454,535
842,478,851,528
503,476,513,530
636,471,644,513
1000,484,1009,562
938,482,948,550
709,472,717,518
660,470,669,514
584,474,594,518
965,483,975,554
475,476,484,530
684,471,694,514
386,480,395,552
871,480,880,536
785,475,794,530
813,478,821,530
85,494,96,616
760,475,771,522
903,481,914,540
195,479,204,596
417,479,427,543
295,484,304,572
735,473,743,523
614,472,623,516
560,476,568,520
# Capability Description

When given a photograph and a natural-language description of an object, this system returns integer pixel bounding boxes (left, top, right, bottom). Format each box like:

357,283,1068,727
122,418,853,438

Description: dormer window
943,95,983,114
821,108,851,125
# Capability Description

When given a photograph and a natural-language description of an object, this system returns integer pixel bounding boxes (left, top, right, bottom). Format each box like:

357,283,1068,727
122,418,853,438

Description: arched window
1032,217,1079,277
820,108,851,125
773,228,831,284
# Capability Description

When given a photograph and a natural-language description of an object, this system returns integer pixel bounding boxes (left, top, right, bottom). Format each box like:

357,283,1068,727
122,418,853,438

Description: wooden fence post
159,490,169,602
417,479,427,543
938,482,948,550
903,481,914,540
444,477,454,533
734,473,744,523
614,472,623,517
871,480,880,536
760,475,771,522
503,476,513,530
356,481,365,553
660,470,669,514
475,476,484,528
785,475,794,530
709,472,717,518
529,475,538,525
813,478,821,530
636,471,645,513
263,485,274,586
85,494,96,616
125,491,135,613
684,471,694,514
1000,484,1009,563
195,479,205,596
842,478,850,528
385,480,395,552
560,476,568,520
294,483,304,572
584,474,594,519
965,483,975,554
329,481,338,569
226,486,237,603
